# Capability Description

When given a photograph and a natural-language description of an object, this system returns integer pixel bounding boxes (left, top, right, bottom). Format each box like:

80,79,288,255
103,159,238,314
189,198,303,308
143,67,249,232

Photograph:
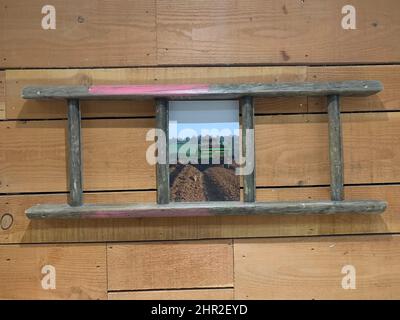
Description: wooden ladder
21,81,387,219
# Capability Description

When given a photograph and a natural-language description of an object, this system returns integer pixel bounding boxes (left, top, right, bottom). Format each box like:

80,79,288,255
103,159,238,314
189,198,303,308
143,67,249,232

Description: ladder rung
67,98,83,206
26,200,387,219
22,81,383,100
327,94,344,201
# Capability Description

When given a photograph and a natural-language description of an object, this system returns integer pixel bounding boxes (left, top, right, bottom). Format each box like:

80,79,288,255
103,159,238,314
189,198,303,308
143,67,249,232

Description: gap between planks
2,232,400,247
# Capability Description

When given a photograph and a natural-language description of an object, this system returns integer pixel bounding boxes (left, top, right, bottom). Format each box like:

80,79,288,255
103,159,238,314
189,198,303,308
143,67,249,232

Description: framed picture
169,101,240,202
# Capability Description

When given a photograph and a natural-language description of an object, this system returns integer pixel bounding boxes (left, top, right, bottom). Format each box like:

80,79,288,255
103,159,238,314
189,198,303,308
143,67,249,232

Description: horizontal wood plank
2,112,400,193
0,185,397,243
234,235,400,299
0,244,107,299
2,1,400,67
5,67,306,119
107,240,233,291
6,66,396,120
157,0,400,65
108,288,234,300
256,112,400,187
0,0,156,68
0,119,155,193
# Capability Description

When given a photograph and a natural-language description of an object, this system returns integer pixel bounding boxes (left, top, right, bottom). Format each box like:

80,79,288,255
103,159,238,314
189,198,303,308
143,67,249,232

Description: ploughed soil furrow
169,164,185,187
170,164,240,202
170,164,206,201
203,166,240,201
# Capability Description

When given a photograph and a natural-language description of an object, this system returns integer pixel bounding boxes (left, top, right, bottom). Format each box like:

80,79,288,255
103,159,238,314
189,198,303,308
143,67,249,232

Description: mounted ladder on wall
21,80,387,219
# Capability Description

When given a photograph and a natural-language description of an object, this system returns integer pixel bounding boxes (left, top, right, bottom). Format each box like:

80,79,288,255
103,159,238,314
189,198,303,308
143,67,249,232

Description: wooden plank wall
1,0,400,67
1,0,400,299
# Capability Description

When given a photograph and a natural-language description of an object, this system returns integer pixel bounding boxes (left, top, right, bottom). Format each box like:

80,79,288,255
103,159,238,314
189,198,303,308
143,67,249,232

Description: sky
169,100,239,139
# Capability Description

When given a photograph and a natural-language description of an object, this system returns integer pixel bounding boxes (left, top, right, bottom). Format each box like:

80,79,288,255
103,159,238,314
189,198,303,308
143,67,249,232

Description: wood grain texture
5,67,306,119
0,119,155,193
234,235,400,299
67,99,83,206
2,1,399,68
5,66,396,119
25,200,386,219
308,65,400,112
256,112,400,187
108,288,234,300
0,244,106,299
241,96,256,202
0,71,5,119
2,112,400,193
0,185,396,244
22,80,382,99
327,95,344,201
157,0,400,65
155,98,169,204
0,0,156,68
107,240,233,291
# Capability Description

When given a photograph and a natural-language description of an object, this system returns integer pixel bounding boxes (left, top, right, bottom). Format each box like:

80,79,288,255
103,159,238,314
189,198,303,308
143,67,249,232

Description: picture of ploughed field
169,100,240,202
169,141,240,202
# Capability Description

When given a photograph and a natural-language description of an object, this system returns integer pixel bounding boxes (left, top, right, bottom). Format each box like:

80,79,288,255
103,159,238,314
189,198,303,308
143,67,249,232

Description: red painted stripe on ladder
88,84,210,96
